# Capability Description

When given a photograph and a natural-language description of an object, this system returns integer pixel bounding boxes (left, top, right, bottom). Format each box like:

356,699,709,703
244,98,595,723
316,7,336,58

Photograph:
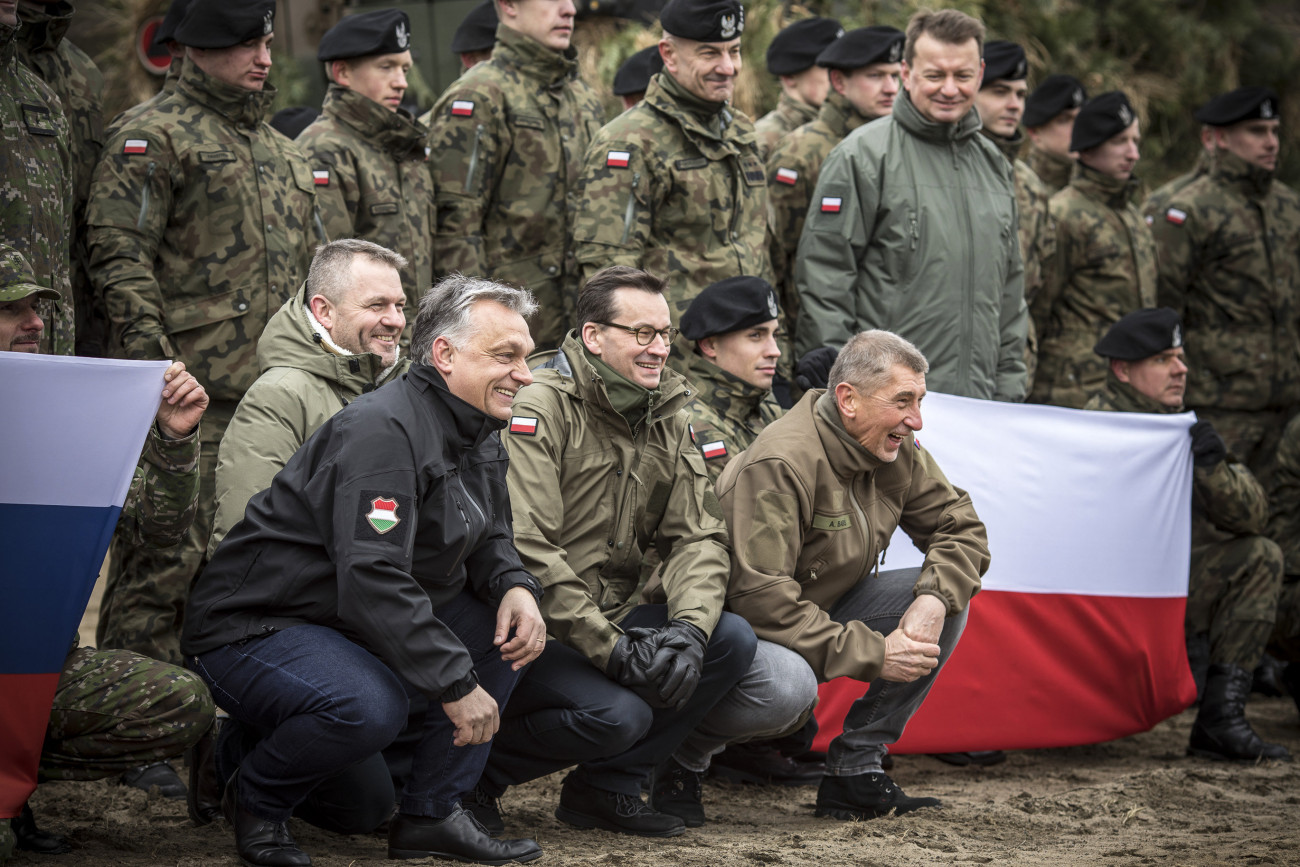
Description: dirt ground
14,693,1300,867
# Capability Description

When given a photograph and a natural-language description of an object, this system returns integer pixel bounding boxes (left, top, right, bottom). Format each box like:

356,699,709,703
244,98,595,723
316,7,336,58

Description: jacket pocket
164,285,253,335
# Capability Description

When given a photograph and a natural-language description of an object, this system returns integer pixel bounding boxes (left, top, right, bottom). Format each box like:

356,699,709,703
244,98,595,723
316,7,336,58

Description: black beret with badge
613,46,665,96
1194,86,1280,127
815,25,904,71
319,9,412,62
765,17,843,76
660,0,745,42
1023,73,1086,128
1093,307,1182,361
680,276,779,341
153,0,195,47
451,0,498,54
174,0,276,49
1070,90,1136,152
981,40,1027,86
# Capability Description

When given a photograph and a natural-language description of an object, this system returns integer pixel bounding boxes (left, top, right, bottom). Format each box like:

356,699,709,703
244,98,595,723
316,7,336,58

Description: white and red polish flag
813,393,1198,753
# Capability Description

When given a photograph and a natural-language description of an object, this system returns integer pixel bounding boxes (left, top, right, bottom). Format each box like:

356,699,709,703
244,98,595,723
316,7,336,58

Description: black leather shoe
815,772,941,820
121,761,187,800
11,803,71,854
220,769,311,867
930,750,1007,767
1188,664,1291,762
555,774,684,837
187,719,224,826
710,743,824,786
650,759,705,827
462,784,506,837
387,806,541,863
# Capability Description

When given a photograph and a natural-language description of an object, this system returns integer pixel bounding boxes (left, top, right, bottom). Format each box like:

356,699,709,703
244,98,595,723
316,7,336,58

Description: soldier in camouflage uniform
766,26,902,335
1145,86,1300,479
106,0,191,134
423,0,603,351
1023,74,1085,195
1144,135,1213,218
0,2,72,356
86,0,332,665
15,0,105,357
751,17,840,161
572,0,772,379
1266,414,1300,708
299,10,434,314
1032,91,1158,408
1086,308,1288,762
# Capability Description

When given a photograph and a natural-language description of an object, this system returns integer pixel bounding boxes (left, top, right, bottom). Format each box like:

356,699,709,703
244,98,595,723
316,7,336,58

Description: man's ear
309,295,334,331
430,334,455,374
580,321,603,356
834,381,857,419
698,335,718,360
1111,359,1131,384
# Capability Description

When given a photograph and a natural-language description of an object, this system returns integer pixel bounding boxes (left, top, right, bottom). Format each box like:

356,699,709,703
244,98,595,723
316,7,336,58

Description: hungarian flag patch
1165,208,1187,226
451,100,475,117
123,139,148,155
606,150,631,168
701,440,727,459
775,167,798,185
312,170,330,186
820,196,842,213
366,496,401,534
510,416,538,435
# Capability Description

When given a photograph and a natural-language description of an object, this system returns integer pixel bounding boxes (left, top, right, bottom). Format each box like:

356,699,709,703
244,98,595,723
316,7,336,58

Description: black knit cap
1094,308,1183,361
680,276,780,341
660,0,745,42
451,0,498,54
765,17,842,76
613,46,664,96
319,10,412,62
174,0,275,49
982,40,1027,87
270,106,319,139
1023,73,1086,128
1194,86,1281,127
153,0,195,47
815,25,904,71
1070,90,1136,152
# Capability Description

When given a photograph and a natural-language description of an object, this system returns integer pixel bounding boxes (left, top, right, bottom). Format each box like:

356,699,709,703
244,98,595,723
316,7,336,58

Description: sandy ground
14,691,1300,867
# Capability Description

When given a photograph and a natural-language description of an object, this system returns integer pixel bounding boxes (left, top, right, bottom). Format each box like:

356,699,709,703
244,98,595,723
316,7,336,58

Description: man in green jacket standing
794,9,1027,401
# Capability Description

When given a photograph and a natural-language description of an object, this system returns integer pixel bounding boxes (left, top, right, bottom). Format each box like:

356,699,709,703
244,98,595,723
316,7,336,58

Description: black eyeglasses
598,321,679,346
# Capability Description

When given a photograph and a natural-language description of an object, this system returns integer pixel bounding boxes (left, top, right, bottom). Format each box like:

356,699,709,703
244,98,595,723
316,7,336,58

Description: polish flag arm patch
312,170,330,186
820,196,842,213
1165,208,1187,225
123,139,148,155
606,150,631,168
701,440,727,459
450,100,475,117
775,167,799,185
509,416,538,435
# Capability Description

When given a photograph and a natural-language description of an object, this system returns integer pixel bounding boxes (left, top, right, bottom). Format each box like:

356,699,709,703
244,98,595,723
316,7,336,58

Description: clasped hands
605,619,708,710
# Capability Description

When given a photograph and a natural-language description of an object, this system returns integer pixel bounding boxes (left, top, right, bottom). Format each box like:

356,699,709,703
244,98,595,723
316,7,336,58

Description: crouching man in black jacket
182,275,547,867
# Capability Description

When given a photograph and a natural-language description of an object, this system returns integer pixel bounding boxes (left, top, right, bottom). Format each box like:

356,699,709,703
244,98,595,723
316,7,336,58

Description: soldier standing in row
1144,123,1215,217
1031,91,1158,408
424,0,603,351
612,44,662,110
751,17,841,161
299,9,434,314
1146,86,1300,478
108,0,192,134
87,0,332,678
451,0,497,71
1022,73,1085,195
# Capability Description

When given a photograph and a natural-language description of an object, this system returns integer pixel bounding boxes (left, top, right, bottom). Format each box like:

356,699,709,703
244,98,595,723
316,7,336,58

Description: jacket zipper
620,171,640,245
136,161,156,231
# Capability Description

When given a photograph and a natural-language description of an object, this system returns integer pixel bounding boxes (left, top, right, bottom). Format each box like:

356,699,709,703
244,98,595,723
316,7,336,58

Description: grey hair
410,273,538,363
306,239,408,305
827,330,929,395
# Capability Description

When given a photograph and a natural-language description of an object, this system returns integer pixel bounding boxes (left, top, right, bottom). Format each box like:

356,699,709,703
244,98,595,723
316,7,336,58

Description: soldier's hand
495,585,547,670
880,628,940,683
1190,420,1226,468
442,685,499,747
156,362,208,439
795,347,838,392
647,620,708,710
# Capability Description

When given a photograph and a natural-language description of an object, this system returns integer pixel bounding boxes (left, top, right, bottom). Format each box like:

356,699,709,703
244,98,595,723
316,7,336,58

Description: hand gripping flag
0,355,168,816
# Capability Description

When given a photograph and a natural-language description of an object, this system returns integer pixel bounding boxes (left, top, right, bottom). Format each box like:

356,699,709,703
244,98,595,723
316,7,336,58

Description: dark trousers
480,604,757,797
192,590,522,823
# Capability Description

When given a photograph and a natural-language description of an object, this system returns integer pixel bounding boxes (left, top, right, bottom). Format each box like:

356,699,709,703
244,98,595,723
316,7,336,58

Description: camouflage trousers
39,645,214,781
1268,577,1300,663
1188,535,1284,669
98,401,235,665
1191,406,1292,481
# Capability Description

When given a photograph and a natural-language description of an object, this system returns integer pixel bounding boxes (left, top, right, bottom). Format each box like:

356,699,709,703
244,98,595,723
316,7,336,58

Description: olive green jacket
717,391,988,682
502,332,730,669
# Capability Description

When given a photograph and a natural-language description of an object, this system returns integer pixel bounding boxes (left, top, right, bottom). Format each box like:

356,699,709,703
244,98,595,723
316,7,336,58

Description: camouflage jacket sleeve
424,85,503,278
765,145,813,315
121,423,200,549
1194,454,1268,538
298,137,361,242
572,129,656,282
1267,415,1300,576
1145,199,1197,316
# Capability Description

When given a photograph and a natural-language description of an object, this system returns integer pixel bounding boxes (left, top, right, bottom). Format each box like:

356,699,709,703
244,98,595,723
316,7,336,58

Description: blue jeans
191,590,523,821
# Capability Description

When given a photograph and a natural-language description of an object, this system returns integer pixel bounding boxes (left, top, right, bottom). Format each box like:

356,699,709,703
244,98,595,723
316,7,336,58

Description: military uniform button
547,265,558,275
236,301,248,311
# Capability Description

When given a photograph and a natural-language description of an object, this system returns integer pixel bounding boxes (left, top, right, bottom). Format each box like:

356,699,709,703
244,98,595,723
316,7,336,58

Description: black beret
153,0,195,47
270,106,319,139
815,25,904,71
613,46,664,97
660,0,745,42
1094,308,1183,361
1023,74,1086,128
451,0,498,54
680,276,779,341
319,10,412,61
982,40,1027,86
174,0,275,49
1070,90,1136,152
1194,86,1280,127
765,18,843,76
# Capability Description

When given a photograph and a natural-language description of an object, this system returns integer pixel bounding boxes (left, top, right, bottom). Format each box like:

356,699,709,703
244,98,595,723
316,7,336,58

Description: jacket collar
258,283,399,388
891,87,982,144
1027,143,1072,190
980,125,1024,163
408,362,507,449
535,331,695,427
683,350,772,425
175,55,276,129
811,391,888,479
817,90,877,138
491,23,579,87
321,84,429,159
646,71,753,153
1211,148,1274,199
1100,372,1182,415
775,91,817,127
1,21,16,65
1068,160,1142,209
17,0,71,53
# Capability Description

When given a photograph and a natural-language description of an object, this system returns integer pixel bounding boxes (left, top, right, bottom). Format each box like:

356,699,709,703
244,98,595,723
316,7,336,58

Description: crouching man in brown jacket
713,330,990,820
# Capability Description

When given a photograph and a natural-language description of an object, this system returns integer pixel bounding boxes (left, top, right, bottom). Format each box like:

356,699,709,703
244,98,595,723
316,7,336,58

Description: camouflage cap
451,0,498,54
0,248,59,303
660,0,745,42
1194,86,1280,127
1071,90,1136,152
681,276,779,341
982,40,1027,87
613,45,665,96
1094,307,1182,361
765,17,843,75
1023,74,1086,128
319,9,412,61
153,0,196,48
174,0,275,49
815,25,903,71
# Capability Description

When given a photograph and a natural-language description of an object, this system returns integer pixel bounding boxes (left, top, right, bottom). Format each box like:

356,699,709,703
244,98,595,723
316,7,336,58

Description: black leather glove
605,627,674,708
1190,420,1226,468
647,620,708,710
795,347,838,392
